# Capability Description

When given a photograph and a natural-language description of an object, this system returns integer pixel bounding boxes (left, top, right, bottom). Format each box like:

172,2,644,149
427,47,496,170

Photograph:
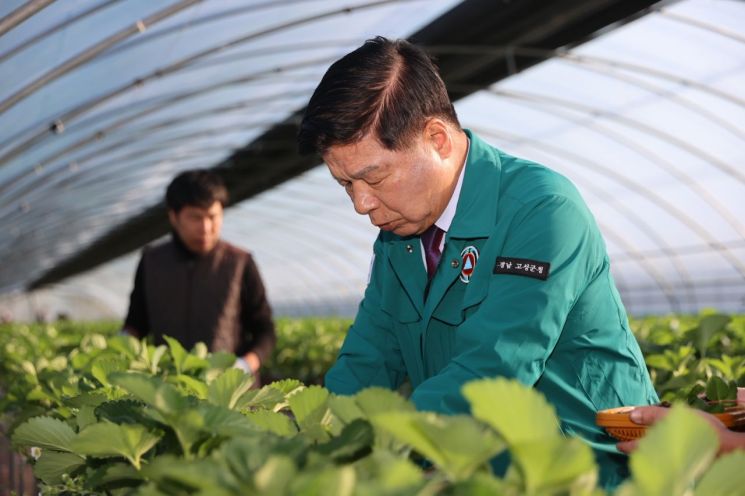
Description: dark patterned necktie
421,224,445,279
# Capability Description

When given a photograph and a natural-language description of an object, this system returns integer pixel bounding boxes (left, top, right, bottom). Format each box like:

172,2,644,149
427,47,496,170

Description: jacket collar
170,231,221,260
446,129,502,239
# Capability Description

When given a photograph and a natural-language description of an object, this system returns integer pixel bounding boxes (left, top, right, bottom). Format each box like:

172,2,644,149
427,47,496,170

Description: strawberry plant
2,314,744,495
631,313,745,402
686,376,740,414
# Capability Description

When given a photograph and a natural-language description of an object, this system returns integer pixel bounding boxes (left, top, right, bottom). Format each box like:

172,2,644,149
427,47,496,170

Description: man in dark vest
124,169,275,379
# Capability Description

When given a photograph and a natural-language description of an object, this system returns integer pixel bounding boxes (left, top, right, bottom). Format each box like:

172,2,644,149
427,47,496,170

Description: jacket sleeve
411,195,603,413
324,238,408,394
238,254,276,363
123,253,150,338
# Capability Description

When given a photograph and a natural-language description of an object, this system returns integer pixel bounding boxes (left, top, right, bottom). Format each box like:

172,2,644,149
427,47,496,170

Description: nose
200,218,213,234
351,182,379,215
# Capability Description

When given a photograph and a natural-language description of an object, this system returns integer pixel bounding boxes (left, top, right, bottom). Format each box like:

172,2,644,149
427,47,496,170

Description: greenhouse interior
1,0,744,495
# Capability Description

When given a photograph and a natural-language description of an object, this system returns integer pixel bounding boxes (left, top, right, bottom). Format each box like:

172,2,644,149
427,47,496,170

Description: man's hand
617,405,745,455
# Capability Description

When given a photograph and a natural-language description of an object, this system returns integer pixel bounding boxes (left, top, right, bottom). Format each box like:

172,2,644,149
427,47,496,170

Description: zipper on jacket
186,259,194,338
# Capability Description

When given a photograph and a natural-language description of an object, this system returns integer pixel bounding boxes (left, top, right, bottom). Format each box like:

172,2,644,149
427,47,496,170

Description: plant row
0,314,743,495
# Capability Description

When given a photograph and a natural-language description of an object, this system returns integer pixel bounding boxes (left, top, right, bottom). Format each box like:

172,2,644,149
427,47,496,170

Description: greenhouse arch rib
13,0,662,290
0,0,409,166
483,88,745,236
474,127,696,310
0,0,55,37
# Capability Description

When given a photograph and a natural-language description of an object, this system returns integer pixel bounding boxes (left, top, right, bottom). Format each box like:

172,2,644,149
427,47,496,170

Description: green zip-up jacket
324,130,658,487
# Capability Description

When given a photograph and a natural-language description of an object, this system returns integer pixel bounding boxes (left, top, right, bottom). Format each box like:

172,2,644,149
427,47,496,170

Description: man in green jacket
298,36,658,487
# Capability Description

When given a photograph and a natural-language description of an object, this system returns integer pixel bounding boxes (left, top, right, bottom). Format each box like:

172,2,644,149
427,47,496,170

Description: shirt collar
434,137,470,233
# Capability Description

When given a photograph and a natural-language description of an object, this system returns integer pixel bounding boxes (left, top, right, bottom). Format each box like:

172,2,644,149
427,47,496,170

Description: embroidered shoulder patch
493,257,550,280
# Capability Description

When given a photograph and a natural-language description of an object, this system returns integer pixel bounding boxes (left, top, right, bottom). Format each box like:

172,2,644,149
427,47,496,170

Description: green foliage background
0,312,743,495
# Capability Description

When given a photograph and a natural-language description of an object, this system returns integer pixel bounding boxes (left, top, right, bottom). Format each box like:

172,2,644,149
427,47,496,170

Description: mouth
374,220,397,231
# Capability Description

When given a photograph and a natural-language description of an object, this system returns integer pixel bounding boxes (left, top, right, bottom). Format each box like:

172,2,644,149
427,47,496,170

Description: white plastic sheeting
1,0,743,320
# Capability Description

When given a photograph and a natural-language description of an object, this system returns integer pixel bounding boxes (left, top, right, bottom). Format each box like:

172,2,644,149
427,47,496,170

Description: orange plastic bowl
596,405,745,441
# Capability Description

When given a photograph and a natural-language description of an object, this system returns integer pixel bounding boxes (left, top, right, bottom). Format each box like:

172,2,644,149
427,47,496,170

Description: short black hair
165,169,228,212
298,36,459,156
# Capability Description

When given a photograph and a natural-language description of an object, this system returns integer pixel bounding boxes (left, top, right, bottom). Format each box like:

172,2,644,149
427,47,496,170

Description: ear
423,118,452,159
167,209,178,228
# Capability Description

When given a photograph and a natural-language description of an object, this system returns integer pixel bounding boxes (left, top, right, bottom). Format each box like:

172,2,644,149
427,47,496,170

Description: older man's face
324,131,450,237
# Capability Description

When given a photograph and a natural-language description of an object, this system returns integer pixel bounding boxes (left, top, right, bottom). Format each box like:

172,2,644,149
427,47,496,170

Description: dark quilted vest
142,239,248,352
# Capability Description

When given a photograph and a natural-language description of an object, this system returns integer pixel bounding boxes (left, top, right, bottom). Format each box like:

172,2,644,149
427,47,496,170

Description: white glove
233,357,252,374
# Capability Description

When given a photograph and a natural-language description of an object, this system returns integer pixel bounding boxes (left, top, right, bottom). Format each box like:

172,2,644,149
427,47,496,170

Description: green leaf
95,399,149,425
33,451,85,484
354,387,415,417
353,449,423,492
109,372,186,415
130,482,167,496
707,357,735,379
706,376,735,402
220,436,308,477
194,341,209,358
290,465,357,496
254,455,297,495
66,390,111,408
107,334,140,360
287,386,332,442
326,394,365,436
71,422,162,469
706,376,729,401
163,336,187,374
208,368,255,409
614,480,640,496
206,350,237,370
199,403,261,437
76,405,98,430
141,455,236,495
695,450,745,495
328,395,365,424
237,384,287,411
168,373,209,399
269,379,304,395
629,405,718,496
450,472,508,495
687,383,706,404
26,384,54,402
160,338,205,373
154,408,205,457
695,314,730,357
85,462,142,489
645,354,674,371
148,344,168,374
244,410,298,437
21,360,38,382
462,378,560,445
508,437,597,494
288,386,329,424
370,411,504,481
313,419,374,463
11,416,76,452
90,356,127,387
138,403,254,457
